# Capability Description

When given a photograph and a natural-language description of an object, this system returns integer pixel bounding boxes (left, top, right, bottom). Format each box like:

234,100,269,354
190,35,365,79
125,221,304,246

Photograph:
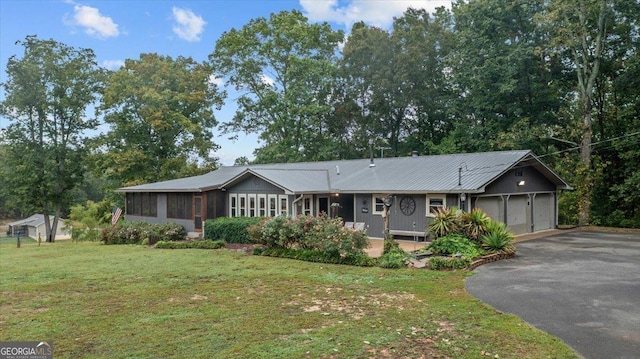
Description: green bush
377,248,411,269
252,215,369,259
481,220,515,253
100,221,185,245
204,217,263,243
72,228,101,242
155,240,226,249
428,256,471,270
427,234,482,258
259,247,375,267
383,237,400,254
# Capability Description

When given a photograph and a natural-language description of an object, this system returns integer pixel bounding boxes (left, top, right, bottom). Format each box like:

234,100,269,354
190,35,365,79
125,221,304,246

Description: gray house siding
484,166,556,195
228,176,284,194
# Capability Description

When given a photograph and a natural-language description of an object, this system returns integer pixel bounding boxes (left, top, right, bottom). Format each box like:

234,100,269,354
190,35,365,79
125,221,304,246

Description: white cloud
260,74,275,87
208,74,224,86
300,0,452,29
102,60,125,70
69,5,120,39
172,7,206,42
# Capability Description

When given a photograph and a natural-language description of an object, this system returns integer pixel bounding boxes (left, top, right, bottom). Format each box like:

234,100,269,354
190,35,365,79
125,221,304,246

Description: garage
475,196,503,223
533,193,553,231
507,195,530,235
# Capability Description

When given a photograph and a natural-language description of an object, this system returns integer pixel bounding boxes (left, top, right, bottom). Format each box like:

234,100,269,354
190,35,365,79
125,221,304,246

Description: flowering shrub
252,214,370,259
100,221,185,245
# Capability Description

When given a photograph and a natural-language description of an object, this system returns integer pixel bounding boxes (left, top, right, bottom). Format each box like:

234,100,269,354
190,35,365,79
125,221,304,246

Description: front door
318,197,329,216
194,196,202,231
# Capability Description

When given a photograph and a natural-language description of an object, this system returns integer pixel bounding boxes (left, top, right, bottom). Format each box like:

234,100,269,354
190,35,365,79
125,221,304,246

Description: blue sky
0,0,451,165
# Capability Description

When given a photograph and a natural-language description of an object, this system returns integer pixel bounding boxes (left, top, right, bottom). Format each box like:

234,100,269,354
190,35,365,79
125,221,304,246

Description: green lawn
0,241,578,359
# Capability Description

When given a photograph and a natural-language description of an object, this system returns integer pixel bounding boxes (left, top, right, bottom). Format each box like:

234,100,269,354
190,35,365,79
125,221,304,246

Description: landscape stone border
469,251,516,271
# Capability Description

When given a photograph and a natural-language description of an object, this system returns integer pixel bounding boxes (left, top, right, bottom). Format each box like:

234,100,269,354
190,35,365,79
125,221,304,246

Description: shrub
155,240,226,249
428,207,460,238
377,248,411,269
259,247,375,267
460,208,491,241
100,221,185,245
72,228,101,242
251,215,370,264
204,217,262,243
383,237,400,254
481,220,515,253
428,256,471,270
427,234,483,259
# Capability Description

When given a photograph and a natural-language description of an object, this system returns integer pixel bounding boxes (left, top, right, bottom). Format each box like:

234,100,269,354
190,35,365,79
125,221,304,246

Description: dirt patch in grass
224,243,259,254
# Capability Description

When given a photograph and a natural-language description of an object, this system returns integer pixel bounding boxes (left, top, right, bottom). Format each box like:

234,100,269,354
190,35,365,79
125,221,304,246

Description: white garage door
475,197,502,222
507,195,529,235
534,194,553,231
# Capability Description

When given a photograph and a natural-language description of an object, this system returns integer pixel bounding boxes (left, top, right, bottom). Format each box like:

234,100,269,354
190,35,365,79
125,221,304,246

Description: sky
0,0,452,165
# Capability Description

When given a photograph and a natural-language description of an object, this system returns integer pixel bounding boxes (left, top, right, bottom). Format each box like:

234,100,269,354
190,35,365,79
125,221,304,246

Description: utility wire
459,130,640,178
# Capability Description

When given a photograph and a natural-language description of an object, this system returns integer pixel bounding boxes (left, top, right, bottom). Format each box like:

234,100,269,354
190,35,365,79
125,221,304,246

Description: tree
0,36,103,241
448,0,566,154
210,10,344,163
541,0,611,226
96,53,224,185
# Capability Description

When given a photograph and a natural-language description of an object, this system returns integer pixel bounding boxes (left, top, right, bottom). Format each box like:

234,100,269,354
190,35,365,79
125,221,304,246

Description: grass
0,240,578,359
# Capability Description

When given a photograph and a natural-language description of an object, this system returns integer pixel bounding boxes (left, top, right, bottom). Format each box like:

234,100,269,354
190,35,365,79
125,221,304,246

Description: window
279,195,289,216
258,195,266,217
303,196,312,215
167,193,193,219
125,193,157,217
230,194,237,217
426,195,446,216
372,194,386,215
249,195,256,217
268,196,277,217
239,195,246,217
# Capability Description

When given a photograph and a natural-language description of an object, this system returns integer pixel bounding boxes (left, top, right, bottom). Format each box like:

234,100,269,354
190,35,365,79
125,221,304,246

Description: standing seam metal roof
117,150,571,193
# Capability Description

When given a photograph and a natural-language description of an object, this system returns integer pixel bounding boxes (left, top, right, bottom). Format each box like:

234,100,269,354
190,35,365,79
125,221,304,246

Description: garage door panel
507,195,529,235
475,197,501,222
534,194,552,231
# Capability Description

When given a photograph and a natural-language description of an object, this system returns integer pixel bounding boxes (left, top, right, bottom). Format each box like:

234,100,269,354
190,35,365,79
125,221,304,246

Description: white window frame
239,194,247,217
426,195,447,217
268,195,278,217
230,194,238,217
279,195,289,216
372,194,386,215
248,194,256,217
258,194,267,217
302,195,313,216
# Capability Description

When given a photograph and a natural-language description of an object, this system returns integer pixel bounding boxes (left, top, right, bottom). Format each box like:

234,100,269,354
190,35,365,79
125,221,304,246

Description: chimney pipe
369,139,376,167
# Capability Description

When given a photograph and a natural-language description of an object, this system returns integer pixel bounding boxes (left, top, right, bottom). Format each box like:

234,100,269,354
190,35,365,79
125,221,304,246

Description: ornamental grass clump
461,208,491,241
481,220,515,253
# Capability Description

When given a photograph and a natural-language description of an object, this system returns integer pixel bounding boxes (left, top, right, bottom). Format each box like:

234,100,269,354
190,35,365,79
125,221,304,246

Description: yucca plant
428,207,460,238
481,220,515,253
461,208,491,241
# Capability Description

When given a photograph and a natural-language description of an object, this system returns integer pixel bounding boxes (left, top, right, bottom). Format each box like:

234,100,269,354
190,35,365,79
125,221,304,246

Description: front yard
0,240,577,358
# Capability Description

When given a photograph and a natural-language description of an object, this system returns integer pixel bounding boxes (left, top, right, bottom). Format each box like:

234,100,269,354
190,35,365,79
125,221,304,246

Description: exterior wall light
517,180,526,186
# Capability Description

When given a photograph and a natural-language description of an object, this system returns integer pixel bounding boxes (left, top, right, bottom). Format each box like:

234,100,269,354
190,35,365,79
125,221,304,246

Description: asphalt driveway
465,230,640,359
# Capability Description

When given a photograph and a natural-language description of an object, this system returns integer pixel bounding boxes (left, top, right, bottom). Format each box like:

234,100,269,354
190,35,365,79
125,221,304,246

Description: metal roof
117,150,571,194
7,214,64,227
